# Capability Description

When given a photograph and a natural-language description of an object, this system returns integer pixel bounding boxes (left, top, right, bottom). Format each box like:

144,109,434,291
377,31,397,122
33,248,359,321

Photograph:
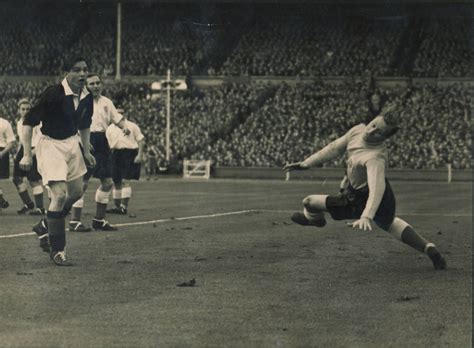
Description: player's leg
386,217,446,270
120,180,131,213
27,154,46,215
94,177,113,219
69,174,92,232
372,180,446,270
13,175,35,214
112,182,122,209
291,194,328,227
106,149,125,215
91,177,117,231
119,149,141,214
0,149,10,209
89,134,117,230
46,181,73,266
0,185,9,209
107,178,125,214
45,176,83,265
29,181,45,215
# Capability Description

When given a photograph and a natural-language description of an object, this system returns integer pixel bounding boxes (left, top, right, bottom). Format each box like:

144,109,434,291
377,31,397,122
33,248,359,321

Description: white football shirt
0,118,16,147
90,95,123,132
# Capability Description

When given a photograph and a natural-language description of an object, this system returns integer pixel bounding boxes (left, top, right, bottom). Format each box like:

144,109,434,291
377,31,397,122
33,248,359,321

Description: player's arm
19,125,33,170
79,128,96,168
109,102,130,135
133,125,146,163
0,140,15,159
0,121,15,158
350,159,386,231
134,138,145,164
283,133,348,172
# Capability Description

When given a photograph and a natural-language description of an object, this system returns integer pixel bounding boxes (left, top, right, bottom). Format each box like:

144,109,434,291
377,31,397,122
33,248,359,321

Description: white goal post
183,160,211,179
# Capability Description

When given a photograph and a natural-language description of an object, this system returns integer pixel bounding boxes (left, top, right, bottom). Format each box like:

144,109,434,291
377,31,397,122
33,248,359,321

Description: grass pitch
0,178,471,347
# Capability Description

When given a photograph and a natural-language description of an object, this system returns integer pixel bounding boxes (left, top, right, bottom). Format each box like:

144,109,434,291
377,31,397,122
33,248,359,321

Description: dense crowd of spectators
0,3,470,78
218,16,404,77
412,19,472,77
189,81,471,170
0,79,470,170
0,2,470,170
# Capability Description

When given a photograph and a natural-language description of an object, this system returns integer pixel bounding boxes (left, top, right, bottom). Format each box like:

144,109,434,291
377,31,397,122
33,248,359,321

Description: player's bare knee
30,180,41,188
69,191,83,204
387,217,410,240
303,195,327,211
51,190,67,207
100,178,113,192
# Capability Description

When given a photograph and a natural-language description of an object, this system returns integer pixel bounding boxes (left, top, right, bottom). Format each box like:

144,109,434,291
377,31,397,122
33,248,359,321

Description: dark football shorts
326,179,396,231
90,132,113,179
0,147,9,179
112,148,141,184
13,146,42,182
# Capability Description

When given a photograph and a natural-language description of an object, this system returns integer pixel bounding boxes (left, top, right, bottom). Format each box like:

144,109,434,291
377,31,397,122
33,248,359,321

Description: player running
283,110,447,271
13,98,45,215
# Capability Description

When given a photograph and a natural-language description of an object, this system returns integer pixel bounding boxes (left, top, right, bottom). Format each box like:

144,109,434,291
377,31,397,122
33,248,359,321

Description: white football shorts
36,134,87,183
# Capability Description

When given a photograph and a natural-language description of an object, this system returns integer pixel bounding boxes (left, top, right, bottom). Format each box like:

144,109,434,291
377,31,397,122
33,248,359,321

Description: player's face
66,61,88,91
18,103,31,118
86,75,102,97
364,116,388,144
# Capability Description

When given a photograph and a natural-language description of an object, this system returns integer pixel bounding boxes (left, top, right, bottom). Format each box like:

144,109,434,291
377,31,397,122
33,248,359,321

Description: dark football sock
34,193,44,209
71,207,82,221
121,198,130,208
400,225,429,253
19,190,34,207
47,211,66,252
95,203,107,220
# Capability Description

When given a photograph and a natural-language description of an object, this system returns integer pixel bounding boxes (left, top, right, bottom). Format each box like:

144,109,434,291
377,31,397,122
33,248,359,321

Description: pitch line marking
112,210,254,227
0,210,255,239
0,208,470,240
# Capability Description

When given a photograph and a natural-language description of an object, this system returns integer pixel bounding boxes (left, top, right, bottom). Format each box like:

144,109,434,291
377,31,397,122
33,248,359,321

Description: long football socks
46,211,66,252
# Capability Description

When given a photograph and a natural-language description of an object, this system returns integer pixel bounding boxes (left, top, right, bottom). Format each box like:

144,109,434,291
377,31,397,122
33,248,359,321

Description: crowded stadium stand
0,2,471,171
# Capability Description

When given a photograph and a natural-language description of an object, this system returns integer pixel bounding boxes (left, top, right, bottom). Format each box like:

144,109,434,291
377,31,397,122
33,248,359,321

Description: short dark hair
63,56,88,72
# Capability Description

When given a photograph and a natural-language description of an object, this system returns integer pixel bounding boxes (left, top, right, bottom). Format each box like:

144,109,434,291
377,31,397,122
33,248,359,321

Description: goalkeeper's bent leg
302,195,328,223
387,217,446,270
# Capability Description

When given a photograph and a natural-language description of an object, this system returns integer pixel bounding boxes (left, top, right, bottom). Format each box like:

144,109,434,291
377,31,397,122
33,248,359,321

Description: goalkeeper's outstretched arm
283,134,348,172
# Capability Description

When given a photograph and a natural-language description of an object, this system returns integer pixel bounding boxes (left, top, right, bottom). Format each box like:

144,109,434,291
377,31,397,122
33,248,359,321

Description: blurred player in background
106,109,145,215
69,73,128,232
0,116,16,210
283,110,446,271
13,98,45,215
20,57,95,266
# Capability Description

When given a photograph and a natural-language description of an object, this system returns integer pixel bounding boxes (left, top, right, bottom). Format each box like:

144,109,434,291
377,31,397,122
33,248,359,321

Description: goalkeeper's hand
283,162,309,172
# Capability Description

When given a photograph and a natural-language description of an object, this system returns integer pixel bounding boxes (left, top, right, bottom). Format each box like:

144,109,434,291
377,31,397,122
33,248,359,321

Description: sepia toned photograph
0,0,471,346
